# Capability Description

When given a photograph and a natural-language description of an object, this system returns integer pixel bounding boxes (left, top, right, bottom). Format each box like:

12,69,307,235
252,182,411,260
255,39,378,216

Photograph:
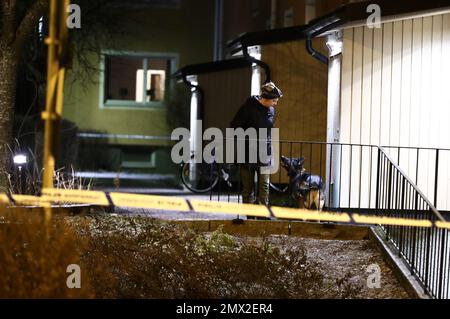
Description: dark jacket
230,96,275,166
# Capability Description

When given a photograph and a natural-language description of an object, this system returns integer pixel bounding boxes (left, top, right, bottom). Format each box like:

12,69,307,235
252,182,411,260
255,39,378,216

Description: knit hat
260,81,283,99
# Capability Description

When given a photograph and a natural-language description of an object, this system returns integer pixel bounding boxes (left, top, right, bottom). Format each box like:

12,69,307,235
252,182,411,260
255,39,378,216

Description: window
103,54,173,107
121,147,157,169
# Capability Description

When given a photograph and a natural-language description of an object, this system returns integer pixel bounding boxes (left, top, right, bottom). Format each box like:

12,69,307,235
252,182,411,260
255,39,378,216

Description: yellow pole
43,0,70,222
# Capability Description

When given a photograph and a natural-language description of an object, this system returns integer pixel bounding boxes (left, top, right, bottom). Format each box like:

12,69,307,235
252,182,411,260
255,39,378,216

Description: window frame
99,50,178,110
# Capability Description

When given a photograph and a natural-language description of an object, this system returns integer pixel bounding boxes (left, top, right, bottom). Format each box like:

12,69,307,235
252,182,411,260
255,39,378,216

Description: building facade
62,0,215,184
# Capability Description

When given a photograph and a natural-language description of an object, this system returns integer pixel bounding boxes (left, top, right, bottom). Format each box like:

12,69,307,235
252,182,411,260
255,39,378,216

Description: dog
280,156,325,210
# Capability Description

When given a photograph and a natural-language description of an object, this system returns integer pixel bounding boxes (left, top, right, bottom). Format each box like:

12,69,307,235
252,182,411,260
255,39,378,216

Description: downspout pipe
181,72,204,163
242,43,272,83
213,0,223,61
306,36,329,65
305,18,346,66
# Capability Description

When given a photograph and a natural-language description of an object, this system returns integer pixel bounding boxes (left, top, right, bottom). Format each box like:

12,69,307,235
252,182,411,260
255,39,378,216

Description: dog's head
280,156,305,176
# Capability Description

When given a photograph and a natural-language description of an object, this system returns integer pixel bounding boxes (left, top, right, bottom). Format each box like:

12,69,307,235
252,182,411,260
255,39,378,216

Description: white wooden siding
340,12,450,210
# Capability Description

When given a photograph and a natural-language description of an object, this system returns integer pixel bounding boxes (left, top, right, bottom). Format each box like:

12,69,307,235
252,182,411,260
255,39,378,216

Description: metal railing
189,140,449,299
73,134,450,298
376,147,448,299
383,146,450,211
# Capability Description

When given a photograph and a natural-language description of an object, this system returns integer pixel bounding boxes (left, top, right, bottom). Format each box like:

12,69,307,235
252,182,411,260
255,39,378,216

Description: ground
111,206,411,299
260,235,410,299
0,205,411,298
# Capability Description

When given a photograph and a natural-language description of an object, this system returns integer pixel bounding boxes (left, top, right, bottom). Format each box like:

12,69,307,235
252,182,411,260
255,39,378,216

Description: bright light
326,38,343,57
38,16,44,41
187,75,198,92
249,46,262,96
13,154,27,165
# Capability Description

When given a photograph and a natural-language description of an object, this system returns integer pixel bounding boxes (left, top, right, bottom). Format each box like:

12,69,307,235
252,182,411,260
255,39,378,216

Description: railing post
411,192,418,275
398,177,406,257
375,148,381,211
438,228,447,299
424,214,432,296
328,144,333,208
387,162,392,211
433,149,439,208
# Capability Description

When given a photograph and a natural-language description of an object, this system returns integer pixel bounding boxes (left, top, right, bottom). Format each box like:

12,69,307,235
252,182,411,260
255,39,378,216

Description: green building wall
60,1,214,182
62,0,214,146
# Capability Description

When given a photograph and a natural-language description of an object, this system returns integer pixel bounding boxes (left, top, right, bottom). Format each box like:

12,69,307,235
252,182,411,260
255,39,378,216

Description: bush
0,208,95,298
0,209,361,298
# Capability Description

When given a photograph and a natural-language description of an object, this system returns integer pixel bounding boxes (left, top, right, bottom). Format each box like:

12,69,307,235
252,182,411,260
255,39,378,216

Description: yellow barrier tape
189,199,269,217
1,189,449,230
110,192,190,212
12,195,50,207
0,194,10,205
271,206,352,223
435,221,450,230
352,214,434,228
0,194,48,207
42,188,109,206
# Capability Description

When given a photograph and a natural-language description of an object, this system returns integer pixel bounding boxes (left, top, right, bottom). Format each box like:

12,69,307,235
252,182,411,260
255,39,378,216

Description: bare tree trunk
0,48,18,191
0,0,48,191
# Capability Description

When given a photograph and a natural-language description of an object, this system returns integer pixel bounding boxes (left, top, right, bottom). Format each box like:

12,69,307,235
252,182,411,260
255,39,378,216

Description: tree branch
14,0,49,52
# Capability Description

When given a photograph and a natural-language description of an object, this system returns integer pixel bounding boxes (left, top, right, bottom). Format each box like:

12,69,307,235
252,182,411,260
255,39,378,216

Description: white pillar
325,32,343,208
249,46,262,95
188,75,201,183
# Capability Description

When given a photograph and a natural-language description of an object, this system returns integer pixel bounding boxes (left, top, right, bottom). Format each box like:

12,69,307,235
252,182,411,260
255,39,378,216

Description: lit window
135,69,166,102
103,55,171,105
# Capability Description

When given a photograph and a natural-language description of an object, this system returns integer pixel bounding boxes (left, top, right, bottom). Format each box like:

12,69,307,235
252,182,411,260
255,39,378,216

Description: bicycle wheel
181,162,220,193
269,182,288,193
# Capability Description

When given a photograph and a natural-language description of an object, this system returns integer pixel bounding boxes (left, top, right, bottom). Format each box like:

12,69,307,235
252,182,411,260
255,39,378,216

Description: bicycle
180,159,232,193
180,159,287,194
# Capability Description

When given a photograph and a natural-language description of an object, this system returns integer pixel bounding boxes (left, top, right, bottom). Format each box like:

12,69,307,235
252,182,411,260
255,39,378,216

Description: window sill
102,100,165,109
121,161,157,169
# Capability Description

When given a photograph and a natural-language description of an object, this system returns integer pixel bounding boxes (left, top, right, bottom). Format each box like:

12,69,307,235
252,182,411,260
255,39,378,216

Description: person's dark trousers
240,164,270,220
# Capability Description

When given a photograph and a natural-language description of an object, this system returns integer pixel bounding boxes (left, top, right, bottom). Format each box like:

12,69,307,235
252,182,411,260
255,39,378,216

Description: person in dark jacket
230,81,283,212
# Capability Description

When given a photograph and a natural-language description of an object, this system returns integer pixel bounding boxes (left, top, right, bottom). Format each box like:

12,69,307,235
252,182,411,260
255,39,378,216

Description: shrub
77,215,362,298
0,210,361,298
0,208,95,298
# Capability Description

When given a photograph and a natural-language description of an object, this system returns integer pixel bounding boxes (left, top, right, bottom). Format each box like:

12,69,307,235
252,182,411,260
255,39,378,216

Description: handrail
383,145,450,152
378,146,445,222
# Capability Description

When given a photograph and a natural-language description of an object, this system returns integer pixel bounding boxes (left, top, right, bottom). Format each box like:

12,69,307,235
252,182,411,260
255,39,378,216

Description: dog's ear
299,157,305,167
293,157,304,169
